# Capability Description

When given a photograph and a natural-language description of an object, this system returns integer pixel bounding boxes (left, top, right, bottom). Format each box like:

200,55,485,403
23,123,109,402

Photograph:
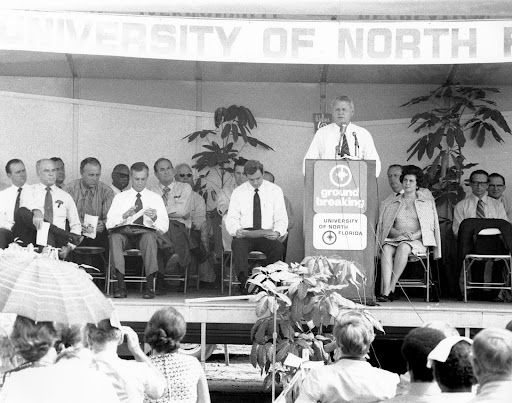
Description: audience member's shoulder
97,180,115,194
62,179,81,192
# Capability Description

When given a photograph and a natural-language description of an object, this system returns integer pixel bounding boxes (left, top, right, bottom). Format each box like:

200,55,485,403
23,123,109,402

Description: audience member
144,307,210,403
85,320,166,403
427,336,475,402
111,164,131,195
453,169,507,237
0,315,120,403
295,311,399,403
303,95,381,176
226,160,288,292
64,157,115,252
12,159,83,258
377,165,441,301
106,162,169,299
50,157,66,188
217,157,248,251
174,163,215,284
0,159,28,248
469,328,512,402
488,173,512,222
506,320,512,332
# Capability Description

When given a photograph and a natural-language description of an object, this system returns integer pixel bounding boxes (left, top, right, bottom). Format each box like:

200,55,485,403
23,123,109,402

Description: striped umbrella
0,248,114,325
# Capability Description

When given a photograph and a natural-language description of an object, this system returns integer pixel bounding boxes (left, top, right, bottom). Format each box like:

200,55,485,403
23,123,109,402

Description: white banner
1,10,512,64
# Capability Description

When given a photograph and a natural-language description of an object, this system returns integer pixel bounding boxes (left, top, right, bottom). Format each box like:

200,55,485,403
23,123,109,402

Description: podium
304,159,378,302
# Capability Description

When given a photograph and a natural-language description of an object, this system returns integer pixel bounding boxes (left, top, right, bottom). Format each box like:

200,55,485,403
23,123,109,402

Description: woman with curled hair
295,311,399,403
377,165,441,302
143,307,210,403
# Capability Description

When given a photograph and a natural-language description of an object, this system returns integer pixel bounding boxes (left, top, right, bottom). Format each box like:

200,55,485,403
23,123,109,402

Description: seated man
12,158,83,258
0,159,28,248
110,163,130,195
64,157,115,252
226,160,288,291
488,172,512,222
50,157,66,188
106,162,169,299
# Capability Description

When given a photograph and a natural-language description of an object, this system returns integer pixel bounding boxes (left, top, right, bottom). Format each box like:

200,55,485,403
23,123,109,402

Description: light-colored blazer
377,191,442,259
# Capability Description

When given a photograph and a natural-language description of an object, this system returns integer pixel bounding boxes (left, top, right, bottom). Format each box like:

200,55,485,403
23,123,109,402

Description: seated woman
295,311,399,403
377,165,441,302
143,307,210,403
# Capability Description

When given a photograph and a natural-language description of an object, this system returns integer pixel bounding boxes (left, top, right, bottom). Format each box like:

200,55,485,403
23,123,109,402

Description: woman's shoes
377,292,395,302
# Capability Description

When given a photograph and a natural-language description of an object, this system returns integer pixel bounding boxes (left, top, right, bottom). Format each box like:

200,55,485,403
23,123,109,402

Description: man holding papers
106,162,169,299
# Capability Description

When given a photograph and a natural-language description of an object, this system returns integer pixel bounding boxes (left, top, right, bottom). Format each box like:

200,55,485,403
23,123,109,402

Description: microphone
353,132,359,158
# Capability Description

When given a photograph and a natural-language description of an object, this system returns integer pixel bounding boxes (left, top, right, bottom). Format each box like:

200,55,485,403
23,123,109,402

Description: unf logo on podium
330,165,352,187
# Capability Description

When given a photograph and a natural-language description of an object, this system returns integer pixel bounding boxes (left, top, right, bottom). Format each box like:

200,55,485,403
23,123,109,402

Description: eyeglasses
488,184,504,189
179,173,193,178
471,181,488,187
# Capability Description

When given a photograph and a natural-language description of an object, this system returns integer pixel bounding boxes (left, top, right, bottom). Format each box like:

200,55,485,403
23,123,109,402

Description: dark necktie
84,189,94,215
339,129,350,157
13,187,22,217
476,199,485,218
162,186,170,206
134,193,143,225
44,186,53,223
253,188,261,230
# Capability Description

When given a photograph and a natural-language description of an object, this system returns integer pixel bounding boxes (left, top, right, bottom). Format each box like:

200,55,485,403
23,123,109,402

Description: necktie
44,186,53,223
134,193,143,225
339,130,350,157
13,187,22,217
253,188,261,230
476,199,485,218
84,189,94,215
162,186,170,206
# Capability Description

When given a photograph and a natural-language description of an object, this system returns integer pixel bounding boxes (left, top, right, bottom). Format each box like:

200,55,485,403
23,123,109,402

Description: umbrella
0,247,114,325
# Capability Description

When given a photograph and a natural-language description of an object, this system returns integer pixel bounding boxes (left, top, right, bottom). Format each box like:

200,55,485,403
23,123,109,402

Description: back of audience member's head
85,319,121,352
402,327,446,382
144,307,186,354
472,328,512,383
423,321,460,338
506,320,512,332
11,315,58,363
334,311,374,358
430,338,475,392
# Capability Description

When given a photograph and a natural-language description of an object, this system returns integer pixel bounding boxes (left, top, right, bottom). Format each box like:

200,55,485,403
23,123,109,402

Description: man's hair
423,321,459,338
263,171,275,183
153,158,173,172
113,163,129,173
401,327,446,382
244,160,264,176
489,172,506,186
80,157,101,173
400,165,424,187
387,164,402,173
131,162,149,173
234,157,248,168
5,159,23,175
332,95,355,110
433,340,475,390
36,158,52,173
11,315,58,362
472,328,512,380
85,319,121,350
145,307,187,354
469,169,489,183
334,311,374,357
50,157,63,164
174,163,192,173
506,320,512,332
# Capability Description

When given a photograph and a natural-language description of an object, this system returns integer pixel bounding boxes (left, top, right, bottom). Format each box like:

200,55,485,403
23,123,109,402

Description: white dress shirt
225,180,288,237
106,187,169,234
453,193,507,236
20,183,81,234
304,122,381,176
110,184,129,195
0,184,27,230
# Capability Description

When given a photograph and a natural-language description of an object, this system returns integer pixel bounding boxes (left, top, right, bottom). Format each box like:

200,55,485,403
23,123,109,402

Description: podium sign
305,160,377,301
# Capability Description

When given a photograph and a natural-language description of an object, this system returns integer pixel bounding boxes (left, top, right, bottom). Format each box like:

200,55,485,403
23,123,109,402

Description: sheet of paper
36,222,50,246
83,214,99,239
127,208,145,224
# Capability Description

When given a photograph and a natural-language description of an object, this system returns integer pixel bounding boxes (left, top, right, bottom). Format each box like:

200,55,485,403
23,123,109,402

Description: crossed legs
380,243,412,297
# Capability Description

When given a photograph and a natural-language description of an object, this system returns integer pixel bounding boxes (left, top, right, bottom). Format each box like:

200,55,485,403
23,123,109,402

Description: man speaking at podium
304,95,381,176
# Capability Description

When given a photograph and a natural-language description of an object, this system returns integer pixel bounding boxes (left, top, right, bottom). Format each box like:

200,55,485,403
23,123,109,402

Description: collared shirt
226,180,288,237
453,193,507,236
0,184,27,231
469,380,512,403
110,183,129,195
303,122,381,176
106,187,169,233
380,381,441,403
64,180,114,224
20,183,81,234
148,182,192,227
496,194,512,223
217,182,236,216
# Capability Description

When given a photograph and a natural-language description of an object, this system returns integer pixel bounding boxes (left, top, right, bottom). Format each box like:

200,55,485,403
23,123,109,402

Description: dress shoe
113,288,127,298
143,288,155,299
237,272,248,295
377,295,389,302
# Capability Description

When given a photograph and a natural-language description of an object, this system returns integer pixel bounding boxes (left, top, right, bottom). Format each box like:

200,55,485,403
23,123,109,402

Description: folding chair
463,228,512,302
73,246,108,292
397,247,438,302
221,250,267,295
106,248,149,295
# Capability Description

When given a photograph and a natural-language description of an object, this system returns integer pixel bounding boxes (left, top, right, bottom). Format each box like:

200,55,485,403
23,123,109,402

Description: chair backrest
477,228,501,236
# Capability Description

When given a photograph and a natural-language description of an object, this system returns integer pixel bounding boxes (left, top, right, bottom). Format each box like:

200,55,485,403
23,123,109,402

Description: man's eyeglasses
471,181,489,187
179,173,193,178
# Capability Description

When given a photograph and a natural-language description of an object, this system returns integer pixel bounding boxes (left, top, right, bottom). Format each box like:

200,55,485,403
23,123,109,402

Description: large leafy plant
402,80,511,212
248,256,383,389
183,105,273,207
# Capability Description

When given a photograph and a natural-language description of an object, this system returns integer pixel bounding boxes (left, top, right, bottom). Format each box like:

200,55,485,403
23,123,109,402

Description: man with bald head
0,159,28,248
13,159,82,258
